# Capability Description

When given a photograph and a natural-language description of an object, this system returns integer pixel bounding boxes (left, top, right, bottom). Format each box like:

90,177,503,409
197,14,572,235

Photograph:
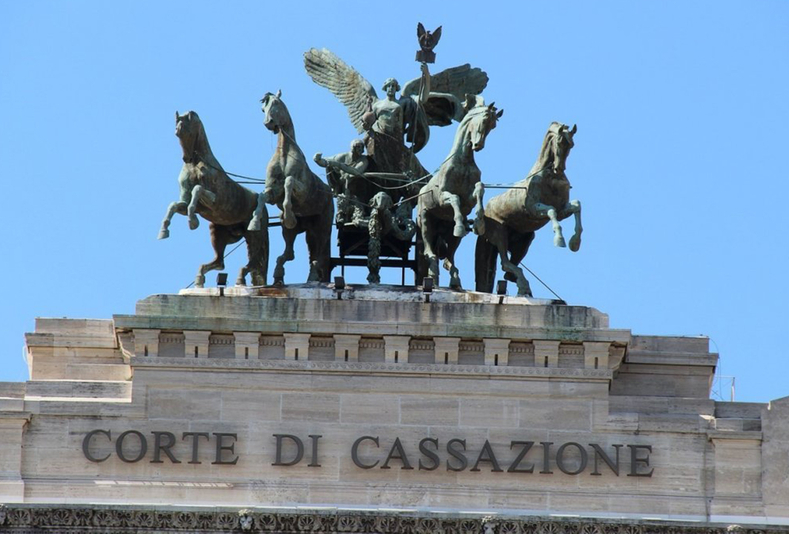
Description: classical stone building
2,286,788,532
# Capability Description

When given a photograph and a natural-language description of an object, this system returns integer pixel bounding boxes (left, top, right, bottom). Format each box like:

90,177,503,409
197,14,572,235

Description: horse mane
179,111,215,163
529,122,563,176
262,92,295,138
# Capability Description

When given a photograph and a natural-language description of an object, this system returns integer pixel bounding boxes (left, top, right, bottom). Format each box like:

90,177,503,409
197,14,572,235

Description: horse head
175,111,206,163
260,90,291,135
462,100,504,152
547,122,577,173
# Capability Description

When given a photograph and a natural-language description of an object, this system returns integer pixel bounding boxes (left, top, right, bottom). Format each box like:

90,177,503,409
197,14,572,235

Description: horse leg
238,227,269,287
499,250,531,297
304,226,321,283
273,226,297,285
442,234,462,289
158,201,187,239
186,185,217,230
282,176,298,230
195,223,229,288
418,210,440,284
472,182,486,236
533,202,566,247
367,208,383,284
562,200,583,252
247,191,268,232
506,232,536,296
440,191,466,238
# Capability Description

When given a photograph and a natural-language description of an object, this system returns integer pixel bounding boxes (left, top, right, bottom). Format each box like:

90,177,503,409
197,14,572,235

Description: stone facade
2,286,787,531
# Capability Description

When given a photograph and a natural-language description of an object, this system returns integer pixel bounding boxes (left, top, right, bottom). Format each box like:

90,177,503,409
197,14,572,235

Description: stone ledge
0,505,782,533
129,356,614,380
626,351,718,367
116,289,625,344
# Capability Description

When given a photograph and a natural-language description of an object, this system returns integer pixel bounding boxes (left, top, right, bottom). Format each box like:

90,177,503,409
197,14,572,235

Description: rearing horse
475,122,582,297
417,98,502,289
158,111,268,288
257,91,333,284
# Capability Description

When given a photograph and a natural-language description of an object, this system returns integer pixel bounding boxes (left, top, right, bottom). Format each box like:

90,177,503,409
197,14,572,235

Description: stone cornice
130,356,614,380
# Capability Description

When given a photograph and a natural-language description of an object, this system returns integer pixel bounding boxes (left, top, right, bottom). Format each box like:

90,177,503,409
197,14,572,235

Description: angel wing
402,63,488,101
304,48,378,134
401,64,489,126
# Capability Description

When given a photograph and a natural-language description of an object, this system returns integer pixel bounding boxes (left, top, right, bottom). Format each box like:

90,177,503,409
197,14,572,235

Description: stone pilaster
283,333,311,361
334,334,361,362
234,332,261,360
533,340,560,368
183,331,211,359
0,417,27,502
583,341,611,369
433,337,461,365
133,329,160,357
383,335,410,363
484,338,511,366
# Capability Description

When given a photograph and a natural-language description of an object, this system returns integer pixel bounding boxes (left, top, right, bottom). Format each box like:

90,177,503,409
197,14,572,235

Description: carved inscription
83,429,654,477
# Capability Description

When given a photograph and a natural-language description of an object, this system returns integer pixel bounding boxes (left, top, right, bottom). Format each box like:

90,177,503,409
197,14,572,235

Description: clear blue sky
1,2,787,402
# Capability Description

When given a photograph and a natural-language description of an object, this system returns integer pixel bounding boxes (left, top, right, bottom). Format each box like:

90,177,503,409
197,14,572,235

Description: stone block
147,387,222,421
208,334,235,359
281,393,340,422
408,339,435,364
401,397,458,426
221,390,281,422
340,394,399,424
460,398,519,428
519,399,591,431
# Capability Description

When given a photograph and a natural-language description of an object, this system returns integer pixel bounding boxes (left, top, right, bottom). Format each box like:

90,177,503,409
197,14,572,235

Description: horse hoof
453,224,466,238
189,216,200,230
247,217,261,232
449,279,462,290
158,229,169,240
473,218,485,236
555,236,566,248
194,275,205,288
569,235,581,252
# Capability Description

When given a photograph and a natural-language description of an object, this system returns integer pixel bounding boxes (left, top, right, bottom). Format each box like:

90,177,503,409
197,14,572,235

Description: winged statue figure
304,48,489,183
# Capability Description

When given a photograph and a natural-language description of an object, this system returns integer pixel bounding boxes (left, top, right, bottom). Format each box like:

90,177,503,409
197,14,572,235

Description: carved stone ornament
0,506,780,533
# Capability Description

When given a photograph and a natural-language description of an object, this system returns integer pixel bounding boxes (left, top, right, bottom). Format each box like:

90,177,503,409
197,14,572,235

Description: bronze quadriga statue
475,122,582,297
156,26,584,293
158,111,268,288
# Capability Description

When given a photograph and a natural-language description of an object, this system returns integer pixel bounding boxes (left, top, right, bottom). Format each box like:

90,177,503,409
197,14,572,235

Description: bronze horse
475,122,582,297
258,91,333,284
417,98,502,289
158,111,268,288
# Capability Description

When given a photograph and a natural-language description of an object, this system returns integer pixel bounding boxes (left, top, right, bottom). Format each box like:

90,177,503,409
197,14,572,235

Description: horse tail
474,234,497,294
